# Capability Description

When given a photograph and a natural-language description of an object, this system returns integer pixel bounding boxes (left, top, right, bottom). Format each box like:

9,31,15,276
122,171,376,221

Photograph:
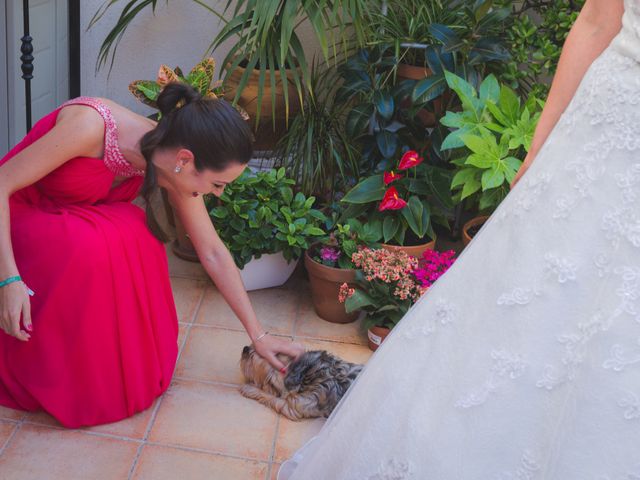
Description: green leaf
373,91,394,120
461,178,482,199
344,290,374,313
383,216,400,243
376,130,398,159
412,75,446,104
499,85,521,124
341,175,385,204
401,196,427,238
479,74,500,104
481,168,505,190
346,104,374,138
451,168,478,188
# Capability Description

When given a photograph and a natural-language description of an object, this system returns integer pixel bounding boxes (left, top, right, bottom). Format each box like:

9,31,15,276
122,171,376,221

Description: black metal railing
20,0,33,132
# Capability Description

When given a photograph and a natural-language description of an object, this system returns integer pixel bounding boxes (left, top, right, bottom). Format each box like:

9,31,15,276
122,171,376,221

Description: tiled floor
0,245,373,480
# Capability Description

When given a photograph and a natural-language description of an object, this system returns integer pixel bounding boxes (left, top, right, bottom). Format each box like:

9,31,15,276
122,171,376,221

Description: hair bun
157,82,201,116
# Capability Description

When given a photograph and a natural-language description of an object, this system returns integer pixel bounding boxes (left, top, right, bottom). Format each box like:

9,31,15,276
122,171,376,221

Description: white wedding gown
279,1,640,478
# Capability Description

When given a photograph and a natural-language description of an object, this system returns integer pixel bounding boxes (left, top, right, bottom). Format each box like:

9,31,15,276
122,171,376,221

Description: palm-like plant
275,64,359,202
90,0,368,123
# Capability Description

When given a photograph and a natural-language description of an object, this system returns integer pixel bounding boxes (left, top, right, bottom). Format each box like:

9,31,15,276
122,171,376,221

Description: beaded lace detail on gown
61,96,145,178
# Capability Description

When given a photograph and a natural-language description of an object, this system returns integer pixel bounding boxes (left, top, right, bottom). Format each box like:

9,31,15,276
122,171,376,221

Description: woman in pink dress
0,83,303,428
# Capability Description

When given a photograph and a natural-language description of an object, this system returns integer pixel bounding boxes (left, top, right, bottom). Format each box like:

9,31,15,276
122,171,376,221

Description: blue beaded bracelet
0,275,21,288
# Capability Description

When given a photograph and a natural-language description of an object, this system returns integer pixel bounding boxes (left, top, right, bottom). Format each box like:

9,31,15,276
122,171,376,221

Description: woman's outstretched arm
170,193,305,371
511,0,624,188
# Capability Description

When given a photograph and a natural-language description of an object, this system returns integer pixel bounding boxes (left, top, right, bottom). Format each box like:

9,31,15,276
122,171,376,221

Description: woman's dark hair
139,82,253,242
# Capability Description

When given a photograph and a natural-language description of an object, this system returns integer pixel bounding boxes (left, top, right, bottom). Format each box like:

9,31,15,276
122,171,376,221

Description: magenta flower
414,249,456,289
320,247,341,264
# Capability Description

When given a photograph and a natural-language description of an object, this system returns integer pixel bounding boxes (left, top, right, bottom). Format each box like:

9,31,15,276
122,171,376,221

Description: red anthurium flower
378,187,407,211
398,150,424,170
383,170,403,185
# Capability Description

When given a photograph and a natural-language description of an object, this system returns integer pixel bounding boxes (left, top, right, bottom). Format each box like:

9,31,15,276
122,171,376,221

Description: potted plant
503,0,585,96
305,218,381,324
206,167,326,291
338,248,424,351
126,58,249,261
340,247,456,350
91,0,369,128
340,149,452,258
439,71,544,244
275,64,359,202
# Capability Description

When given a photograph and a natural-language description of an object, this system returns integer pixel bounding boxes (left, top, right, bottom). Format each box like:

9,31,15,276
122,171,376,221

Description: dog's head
240,345,290,396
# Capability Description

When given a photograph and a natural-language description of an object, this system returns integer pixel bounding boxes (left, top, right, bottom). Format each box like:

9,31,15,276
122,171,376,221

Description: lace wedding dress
279,1,640,478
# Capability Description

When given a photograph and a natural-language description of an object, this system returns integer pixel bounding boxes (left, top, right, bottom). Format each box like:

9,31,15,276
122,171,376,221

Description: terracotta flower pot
462,215,490,247
304,251,358,324
367,325,391,351
382,239,436,259
224,63,301,150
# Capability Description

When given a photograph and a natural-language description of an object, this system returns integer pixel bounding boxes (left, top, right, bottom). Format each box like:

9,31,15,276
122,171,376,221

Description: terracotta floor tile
178,324,189,354
273,417,324,463
22,410,61,428
166,244,209,279
270,463,282,480
84,399,158,439
24,400,158,440
195,286,298,336
295,292,368,345
132,444,269,480
148,380,277,461
296,338,373,365
0,420,17,449
0,424,139,480
0,406,25,422
175,326,250,385
171,277,206,323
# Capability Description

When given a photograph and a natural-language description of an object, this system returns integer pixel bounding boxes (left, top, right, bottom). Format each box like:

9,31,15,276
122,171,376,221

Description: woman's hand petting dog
240,345,363,421
253,334,304,372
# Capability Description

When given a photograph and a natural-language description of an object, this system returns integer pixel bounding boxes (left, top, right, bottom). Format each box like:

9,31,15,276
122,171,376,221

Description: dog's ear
284,351,323,390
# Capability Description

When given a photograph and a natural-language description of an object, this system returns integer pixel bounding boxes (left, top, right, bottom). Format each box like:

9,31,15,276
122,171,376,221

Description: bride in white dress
280,0,640,478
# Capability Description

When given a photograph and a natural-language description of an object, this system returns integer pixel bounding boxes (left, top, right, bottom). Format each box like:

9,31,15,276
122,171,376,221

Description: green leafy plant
340,150,453,246
127,58,248,119
310,218,381,270
338,45,421,175
502,0,585,96
440,71,544,211
90,0,369,123
363,0,457,68
275,64,359,202
206,167,326,269
407,0,512,105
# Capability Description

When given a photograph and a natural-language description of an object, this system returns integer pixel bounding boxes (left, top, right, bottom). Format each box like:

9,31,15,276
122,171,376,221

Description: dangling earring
174,166,182,173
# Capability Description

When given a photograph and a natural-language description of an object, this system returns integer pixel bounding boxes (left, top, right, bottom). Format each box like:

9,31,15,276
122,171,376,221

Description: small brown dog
239,345,363,420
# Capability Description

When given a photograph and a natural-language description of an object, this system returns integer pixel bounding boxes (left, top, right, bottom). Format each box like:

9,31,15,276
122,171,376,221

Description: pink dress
0,97,179,427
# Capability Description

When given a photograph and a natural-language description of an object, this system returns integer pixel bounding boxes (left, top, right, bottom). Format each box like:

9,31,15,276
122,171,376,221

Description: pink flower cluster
339,248,424,303
414,249,456,289
338,283,355,303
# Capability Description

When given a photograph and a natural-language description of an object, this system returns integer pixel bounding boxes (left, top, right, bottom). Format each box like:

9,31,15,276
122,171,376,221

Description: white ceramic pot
239,252,299,291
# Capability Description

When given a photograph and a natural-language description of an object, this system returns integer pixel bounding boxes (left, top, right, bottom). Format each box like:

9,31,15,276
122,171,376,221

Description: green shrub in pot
206,167,326,269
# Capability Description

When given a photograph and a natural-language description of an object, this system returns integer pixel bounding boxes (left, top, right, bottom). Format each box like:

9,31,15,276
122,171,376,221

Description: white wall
80,0,321,117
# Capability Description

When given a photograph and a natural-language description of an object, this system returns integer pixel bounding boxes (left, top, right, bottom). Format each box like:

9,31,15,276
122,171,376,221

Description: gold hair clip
175,98,186,110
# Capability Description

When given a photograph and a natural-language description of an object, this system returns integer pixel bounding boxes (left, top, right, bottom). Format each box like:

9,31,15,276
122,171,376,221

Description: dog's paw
239,384,262,399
